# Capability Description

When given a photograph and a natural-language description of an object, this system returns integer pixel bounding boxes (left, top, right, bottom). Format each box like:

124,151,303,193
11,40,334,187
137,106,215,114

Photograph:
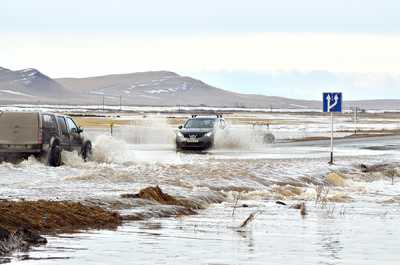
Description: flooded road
22,200,400,265
1,119,400,264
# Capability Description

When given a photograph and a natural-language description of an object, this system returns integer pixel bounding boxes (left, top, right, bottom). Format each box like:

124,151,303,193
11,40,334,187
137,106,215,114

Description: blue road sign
323,92,342,113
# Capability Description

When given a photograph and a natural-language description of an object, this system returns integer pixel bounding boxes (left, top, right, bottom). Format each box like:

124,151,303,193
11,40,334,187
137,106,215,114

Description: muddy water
1,123,400,264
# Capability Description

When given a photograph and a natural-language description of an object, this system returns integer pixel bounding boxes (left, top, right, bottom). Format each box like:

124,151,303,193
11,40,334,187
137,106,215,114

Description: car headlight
205,131,213,137
176,131,184,138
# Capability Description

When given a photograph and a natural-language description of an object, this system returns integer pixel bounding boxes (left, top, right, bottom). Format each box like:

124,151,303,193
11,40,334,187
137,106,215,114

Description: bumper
0,149,42,154
0,145,43,162
176,137,213,150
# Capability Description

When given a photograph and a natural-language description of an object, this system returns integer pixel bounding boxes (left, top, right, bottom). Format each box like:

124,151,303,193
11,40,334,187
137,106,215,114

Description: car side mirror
71,127,83,134
178,125,183,129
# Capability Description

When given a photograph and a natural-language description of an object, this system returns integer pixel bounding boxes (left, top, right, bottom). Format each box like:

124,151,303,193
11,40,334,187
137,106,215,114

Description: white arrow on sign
326,94,339,112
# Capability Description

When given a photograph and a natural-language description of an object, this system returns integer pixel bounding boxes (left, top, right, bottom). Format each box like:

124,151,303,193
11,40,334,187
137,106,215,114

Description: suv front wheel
81,141,92,162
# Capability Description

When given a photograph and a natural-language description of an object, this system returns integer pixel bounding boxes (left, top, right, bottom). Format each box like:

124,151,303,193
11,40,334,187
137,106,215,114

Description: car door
56,116,71,150
65,117,83,151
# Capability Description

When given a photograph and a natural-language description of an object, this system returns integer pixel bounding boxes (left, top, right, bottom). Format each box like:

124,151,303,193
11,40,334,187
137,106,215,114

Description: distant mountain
0,66,399,110
0,67,68,104
56,71,318,108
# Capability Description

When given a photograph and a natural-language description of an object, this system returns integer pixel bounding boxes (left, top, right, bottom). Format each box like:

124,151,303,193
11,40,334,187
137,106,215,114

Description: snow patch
90,91,105,95
0,89,35,97
147,89,169,94
138,94,161,100
21,68,35,73
290,104,307,108
145,82,191,94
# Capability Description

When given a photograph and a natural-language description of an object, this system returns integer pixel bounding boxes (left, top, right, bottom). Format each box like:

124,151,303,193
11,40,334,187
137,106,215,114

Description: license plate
186,139,199,143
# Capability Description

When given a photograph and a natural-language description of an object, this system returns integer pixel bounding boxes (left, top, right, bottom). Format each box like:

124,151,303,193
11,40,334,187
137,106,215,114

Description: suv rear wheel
48,145,62,167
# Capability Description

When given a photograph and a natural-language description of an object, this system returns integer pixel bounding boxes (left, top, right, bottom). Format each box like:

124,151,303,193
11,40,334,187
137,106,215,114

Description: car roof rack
191,113,223,118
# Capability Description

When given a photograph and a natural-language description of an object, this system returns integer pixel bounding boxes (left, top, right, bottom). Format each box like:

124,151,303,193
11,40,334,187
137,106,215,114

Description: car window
42,114,57,129
57,117,68,135
65,117,78,133
184,118,215,129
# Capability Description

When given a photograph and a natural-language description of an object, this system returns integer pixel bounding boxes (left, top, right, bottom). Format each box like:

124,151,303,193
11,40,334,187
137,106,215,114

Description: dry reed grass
0,200,121,234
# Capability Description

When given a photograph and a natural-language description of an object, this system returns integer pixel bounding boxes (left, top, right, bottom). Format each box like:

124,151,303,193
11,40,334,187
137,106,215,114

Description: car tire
263,133,275,144
81,142,92,162
48,145,62,167
176,142,183,151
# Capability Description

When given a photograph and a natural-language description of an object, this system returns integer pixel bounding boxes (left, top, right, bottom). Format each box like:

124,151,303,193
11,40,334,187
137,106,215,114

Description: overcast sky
2,0,400,100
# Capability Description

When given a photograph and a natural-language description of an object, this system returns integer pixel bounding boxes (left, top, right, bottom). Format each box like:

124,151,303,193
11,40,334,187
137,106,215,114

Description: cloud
188,70,400,100
2,32,400,77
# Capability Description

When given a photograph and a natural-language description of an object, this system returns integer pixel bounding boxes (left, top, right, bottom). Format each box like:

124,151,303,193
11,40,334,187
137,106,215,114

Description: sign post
323,92,342,164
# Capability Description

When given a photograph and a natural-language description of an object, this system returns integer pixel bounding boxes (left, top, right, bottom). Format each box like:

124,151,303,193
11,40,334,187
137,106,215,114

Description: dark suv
176,114,226,150
0,111,92,166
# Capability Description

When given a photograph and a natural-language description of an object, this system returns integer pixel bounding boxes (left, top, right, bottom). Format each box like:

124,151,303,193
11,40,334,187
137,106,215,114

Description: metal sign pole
323,92,342,165
355,107,358,134
330,111,334,164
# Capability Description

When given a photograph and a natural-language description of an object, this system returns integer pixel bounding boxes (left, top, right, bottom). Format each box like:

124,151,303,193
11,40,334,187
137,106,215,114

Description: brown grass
120,186,219,219
137,186,203,210
73,117,130,128
300,202,307,216
0,200,121,234
239,212,257,228
315,185,330,207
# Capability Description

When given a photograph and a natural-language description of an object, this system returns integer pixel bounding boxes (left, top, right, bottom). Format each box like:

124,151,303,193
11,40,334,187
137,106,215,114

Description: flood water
1,115,400,265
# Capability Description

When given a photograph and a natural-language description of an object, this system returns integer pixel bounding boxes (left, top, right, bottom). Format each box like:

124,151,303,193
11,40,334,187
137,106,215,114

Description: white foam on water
17,155,45,168
213,125,274,150
61,151,85,167
122,116,176,145
92,134,134,164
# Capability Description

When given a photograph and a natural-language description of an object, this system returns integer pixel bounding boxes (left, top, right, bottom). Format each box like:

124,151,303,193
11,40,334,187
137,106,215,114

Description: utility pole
119,95,122,111
102,96,105,112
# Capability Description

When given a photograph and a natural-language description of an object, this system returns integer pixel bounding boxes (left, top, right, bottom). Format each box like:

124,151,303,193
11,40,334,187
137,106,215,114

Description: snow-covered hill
0,67,67,103
1,66,399,110
56,71,318,108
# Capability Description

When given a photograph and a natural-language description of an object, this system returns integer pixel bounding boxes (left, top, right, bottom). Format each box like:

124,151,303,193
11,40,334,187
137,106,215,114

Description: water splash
61,151,85,167
92,135,133,164
114,117,176,145
213,125,275,150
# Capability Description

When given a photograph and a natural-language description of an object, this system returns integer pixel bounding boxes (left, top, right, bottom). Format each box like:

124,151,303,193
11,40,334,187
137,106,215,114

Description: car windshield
184,118,216,129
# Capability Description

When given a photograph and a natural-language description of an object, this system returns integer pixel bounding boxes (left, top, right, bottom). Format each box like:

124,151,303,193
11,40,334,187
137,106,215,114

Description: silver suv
0,111,92,166
176,114,226,150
